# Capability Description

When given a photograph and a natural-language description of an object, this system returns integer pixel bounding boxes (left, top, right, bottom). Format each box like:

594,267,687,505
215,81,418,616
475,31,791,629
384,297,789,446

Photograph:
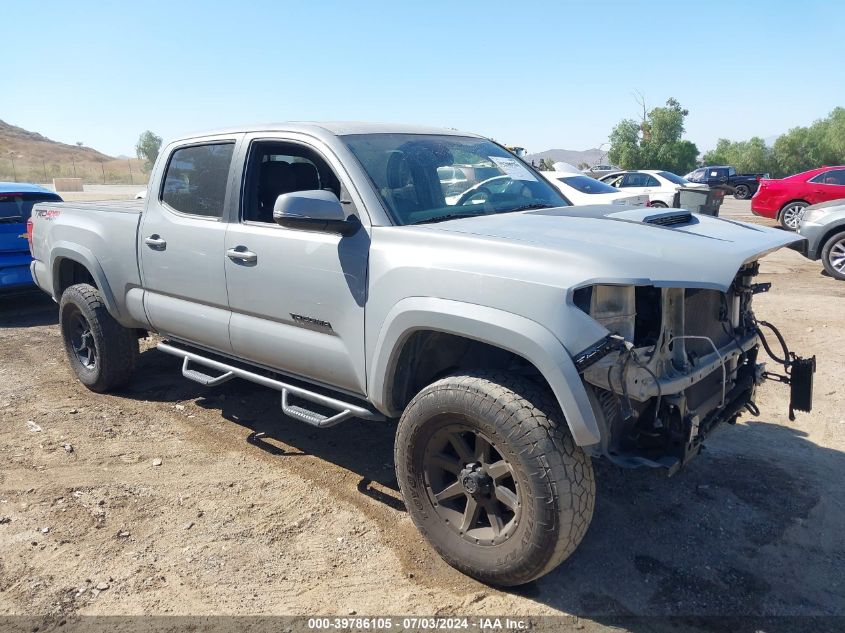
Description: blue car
0,183,63,290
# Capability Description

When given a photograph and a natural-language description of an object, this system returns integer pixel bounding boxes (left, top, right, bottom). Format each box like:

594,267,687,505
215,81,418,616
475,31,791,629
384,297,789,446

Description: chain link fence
0,158,150,185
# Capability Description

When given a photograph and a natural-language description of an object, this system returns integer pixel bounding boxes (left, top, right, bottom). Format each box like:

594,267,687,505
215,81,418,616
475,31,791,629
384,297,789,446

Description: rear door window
161,143,235,217
0,192,62,223
622,173,658,187
811,169,845,186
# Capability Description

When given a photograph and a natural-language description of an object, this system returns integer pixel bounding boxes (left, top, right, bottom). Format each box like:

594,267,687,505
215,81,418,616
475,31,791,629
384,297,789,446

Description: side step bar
157,342,384,427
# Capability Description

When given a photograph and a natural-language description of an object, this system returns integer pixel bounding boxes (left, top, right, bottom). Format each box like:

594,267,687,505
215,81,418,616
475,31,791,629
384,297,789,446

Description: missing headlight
576,285,637,342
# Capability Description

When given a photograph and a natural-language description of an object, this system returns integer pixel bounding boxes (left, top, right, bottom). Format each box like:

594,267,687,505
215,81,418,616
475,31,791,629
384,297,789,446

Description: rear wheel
821,231,845,281
733,184,751,200
395,371,595,586
650,200,667,208
59,283,138,392
779,201,807,230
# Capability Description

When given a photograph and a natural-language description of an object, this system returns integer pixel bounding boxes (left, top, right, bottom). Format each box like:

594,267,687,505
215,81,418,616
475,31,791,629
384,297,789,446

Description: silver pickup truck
28,122,815,586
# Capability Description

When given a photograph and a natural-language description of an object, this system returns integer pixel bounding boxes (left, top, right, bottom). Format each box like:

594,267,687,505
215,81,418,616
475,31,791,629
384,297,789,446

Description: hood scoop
644,211,693,227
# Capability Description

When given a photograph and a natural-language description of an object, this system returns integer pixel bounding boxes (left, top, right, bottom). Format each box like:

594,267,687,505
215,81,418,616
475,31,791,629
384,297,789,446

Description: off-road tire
821,230,845,281
394,371,595,586
59,283,138,392
733,184,751,200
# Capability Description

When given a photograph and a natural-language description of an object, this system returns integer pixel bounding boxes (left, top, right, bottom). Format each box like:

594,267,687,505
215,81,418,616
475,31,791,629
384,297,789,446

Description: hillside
524,147,606,168
0,120,147,185
0,119,112,162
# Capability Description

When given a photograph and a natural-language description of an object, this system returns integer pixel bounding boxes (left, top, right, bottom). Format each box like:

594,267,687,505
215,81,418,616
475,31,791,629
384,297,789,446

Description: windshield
343,134,568,225
559,175,620,194
0,191,62,223
657,171,690,186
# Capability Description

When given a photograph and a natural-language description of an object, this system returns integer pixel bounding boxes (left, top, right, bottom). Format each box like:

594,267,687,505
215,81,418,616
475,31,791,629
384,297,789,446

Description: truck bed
29,199,146,322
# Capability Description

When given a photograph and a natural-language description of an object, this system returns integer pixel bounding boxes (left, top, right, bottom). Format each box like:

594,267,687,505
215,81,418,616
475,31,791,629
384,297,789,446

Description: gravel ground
0,200,843,630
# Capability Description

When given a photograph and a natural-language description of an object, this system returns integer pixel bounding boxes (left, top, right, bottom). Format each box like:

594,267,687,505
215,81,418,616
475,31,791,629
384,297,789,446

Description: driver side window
241,141,342,223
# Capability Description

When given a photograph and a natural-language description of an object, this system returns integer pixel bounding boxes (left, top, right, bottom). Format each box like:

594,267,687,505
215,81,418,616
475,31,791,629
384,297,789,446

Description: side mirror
273,190,358,236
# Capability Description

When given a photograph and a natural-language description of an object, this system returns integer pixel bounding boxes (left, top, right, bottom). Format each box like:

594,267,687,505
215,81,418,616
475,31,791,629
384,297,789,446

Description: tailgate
0,222,28,254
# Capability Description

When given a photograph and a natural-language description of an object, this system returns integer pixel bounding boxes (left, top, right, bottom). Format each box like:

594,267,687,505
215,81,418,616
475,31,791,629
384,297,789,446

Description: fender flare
50,243,122,319
369,297,601,446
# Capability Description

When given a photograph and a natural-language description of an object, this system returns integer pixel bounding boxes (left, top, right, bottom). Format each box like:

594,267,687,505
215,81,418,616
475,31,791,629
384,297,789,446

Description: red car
752,166,845,230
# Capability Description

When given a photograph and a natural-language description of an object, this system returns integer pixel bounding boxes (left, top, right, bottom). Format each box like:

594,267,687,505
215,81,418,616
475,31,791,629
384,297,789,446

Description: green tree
770,108,845,176
702,137,774,174
539,158,556,171
607,98,699,174
135,130,163,173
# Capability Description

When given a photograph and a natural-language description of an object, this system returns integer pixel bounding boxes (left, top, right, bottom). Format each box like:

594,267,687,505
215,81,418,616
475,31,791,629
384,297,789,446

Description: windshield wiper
410,213,485,226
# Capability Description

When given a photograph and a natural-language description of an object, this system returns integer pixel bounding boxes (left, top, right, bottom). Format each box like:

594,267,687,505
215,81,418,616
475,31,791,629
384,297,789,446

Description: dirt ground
1,200,844,630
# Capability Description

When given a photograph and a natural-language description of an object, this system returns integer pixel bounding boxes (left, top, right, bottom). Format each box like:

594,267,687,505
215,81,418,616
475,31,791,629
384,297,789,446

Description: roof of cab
0,182,55,194
173,121,482,142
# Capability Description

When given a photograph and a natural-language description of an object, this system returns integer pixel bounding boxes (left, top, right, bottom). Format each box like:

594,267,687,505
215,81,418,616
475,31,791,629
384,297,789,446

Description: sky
3,0,843,157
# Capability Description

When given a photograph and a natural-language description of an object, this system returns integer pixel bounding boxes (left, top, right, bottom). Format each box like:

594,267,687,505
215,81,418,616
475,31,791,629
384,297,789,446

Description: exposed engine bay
573,262,815,473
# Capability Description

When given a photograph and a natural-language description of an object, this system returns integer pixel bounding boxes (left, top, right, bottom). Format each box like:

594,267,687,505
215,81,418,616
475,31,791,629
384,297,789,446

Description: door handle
144,235,167,250
226,247,258,263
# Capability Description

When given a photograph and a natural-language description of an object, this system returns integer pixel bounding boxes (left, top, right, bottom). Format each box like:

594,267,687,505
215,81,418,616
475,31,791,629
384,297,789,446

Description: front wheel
394,372,595,586
821,231,845,281
733,184,751,200
779,201,807,231
59,283,138,392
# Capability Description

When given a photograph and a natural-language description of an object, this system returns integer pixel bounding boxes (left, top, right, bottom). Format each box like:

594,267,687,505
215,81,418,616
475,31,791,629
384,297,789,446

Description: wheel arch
369,297,602,446
778,199,809,216
817,223,845,255
50,244,121,319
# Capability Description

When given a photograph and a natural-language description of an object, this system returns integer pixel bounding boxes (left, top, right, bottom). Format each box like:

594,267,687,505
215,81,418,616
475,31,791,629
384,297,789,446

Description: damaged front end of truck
573,260,815,474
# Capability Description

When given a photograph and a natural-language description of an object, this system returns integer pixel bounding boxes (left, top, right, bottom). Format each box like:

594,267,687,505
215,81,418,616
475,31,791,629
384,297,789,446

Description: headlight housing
801,207,829,225
573,284,636,341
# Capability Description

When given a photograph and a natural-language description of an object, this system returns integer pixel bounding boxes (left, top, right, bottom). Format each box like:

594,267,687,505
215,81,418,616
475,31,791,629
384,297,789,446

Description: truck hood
418,205,803,292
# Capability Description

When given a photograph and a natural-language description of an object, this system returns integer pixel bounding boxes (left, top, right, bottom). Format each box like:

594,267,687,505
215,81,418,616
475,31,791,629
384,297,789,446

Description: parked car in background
582,164,619,178
437,165,469,197
599,170,706,207
0,183,62,291
685,166,768,200
798,198,845,280
752,166,845,231
541,172,648,206
135,189,147,200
